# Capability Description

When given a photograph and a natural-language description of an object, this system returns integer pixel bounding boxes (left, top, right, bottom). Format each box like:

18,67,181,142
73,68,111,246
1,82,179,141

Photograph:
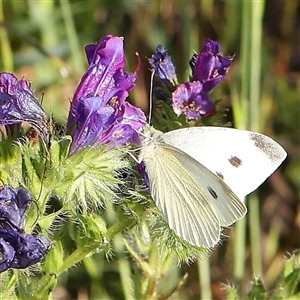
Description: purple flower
99,102,146,148
0,72,48,137
136,162,150,190
172,81,216,119
0,185,50,273
0,228,50,272
0,185,32,231
189,39,233,93
148,45,177,85
67,34,146,155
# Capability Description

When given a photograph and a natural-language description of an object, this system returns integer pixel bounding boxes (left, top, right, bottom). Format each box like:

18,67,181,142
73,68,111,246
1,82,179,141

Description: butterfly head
140,125,163,147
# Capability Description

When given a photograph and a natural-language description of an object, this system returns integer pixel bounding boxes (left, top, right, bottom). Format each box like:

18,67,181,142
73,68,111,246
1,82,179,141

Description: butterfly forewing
162,127,287,199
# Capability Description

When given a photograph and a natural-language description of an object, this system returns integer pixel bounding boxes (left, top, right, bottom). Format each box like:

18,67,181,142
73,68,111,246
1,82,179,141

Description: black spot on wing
207,186,218,199
229,156,242,168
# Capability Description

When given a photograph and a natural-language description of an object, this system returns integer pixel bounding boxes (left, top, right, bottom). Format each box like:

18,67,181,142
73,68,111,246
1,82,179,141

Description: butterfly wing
162,127,287,199
140,137,246,248
164,144,247,227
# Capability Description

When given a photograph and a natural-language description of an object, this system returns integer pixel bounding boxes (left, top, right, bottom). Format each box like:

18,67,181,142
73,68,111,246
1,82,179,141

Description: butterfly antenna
148,69,155,125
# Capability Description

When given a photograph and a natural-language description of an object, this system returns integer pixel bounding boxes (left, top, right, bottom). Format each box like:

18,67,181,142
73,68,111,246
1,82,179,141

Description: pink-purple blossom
149,39,232,119
172,81,216,119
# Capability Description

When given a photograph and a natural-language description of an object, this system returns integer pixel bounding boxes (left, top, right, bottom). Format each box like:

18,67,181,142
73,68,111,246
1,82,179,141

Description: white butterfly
139,125,287,248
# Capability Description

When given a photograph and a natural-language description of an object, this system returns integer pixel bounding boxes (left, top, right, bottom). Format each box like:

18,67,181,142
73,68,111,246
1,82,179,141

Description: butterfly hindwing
141,142,221,247
163,144,247,227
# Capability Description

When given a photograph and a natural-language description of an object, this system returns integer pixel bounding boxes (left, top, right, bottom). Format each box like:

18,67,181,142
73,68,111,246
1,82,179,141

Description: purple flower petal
0,73,48,137
116,102,146,131
67,35,134,128
0,228,50,272
98,102,146,148
68,96,116,155
148,45,177,85
136,162,150,190
100,124,140,149
172,81,216,119
0,72,32,95
0,185,32,231
0,236,15,272
67,34,146,155
190,39,232,93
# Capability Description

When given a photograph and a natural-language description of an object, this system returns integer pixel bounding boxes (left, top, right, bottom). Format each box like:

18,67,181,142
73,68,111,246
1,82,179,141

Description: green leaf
43,239,64,273
0,272,17,299
225,285,240,300
19,136,50,195
69,212,108,249
33,272,57,300
284,268,300,295
0,138,22,184
282,250,300,296
57,212,111,275
38,208,66,231
245,277,266,300
17,271,57,300
52,145,129,210
49,135,72,167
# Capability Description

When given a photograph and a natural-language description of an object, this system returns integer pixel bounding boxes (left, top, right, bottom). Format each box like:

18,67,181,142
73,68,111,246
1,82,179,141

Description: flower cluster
0,34,232,278
148,39,233,119
138,39,233,187
0,185,50,272
67,34,146,155
0,73,48,138
0,34,148,275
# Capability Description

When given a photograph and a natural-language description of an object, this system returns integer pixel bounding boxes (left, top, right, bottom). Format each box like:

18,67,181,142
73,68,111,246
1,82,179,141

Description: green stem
57,216,137,275
249,2,264,132
0,2,13,71
114,235,135,300
249,194,263,276
232,1,252,288
233,216,247,286
233,0,265,288
198,258,212,300
59,0,85,73
248,0,265,278
106,216,137,240
144,240,159,300
57,247,92,276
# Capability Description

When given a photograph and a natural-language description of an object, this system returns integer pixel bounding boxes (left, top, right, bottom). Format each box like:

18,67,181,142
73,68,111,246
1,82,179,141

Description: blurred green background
1,1,299,299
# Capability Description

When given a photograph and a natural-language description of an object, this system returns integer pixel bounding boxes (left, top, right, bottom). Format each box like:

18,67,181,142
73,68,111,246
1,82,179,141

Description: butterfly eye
228,156,242,168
